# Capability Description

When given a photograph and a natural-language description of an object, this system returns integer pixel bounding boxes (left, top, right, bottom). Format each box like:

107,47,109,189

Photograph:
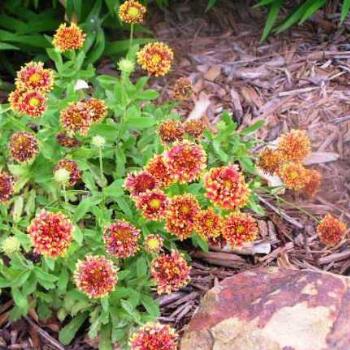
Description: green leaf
74,196,102,222
261,0,283,41
12,288,29,313
73,226,84,246
240,120,264,135
141,295,160,318
341,0,350,22
99,324,112,350
125,117,156,129
59,313,89,345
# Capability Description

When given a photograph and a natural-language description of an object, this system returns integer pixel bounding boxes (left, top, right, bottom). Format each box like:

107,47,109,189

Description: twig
318,250,350,265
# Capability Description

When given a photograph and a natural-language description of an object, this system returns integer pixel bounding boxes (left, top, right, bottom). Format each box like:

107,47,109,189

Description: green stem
129,23,134,49
62,184,68,203
99,147,104,184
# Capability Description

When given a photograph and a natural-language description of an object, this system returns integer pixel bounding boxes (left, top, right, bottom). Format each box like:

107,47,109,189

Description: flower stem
99,147,105,186
129,23,134,49
62,184,68,203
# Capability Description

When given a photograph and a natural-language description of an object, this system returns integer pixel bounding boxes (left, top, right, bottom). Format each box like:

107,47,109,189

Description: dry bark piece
181,267,350,350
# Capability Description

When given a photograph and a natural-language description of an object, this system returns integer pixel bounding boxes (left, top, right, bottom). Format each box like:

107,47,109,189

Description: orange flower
204,165,250,210
119,0,147,24
135,189,169,221
60,101,92,135
145,154,173,188
303,169,322,198
165,141,206,184
85,98,108,123
16,61,54,92
172,77,193,101
54,159,81,187
104,220,140,258
277,129,311,162
317,214,347,246
195,208,222,240
9,131,39,163
74,255,117,298
144,234,164,255
56,132,81,148
278,162,309,191
257,148,283,175
137,42,174,76
124,170,158,197
130,323,178,350
0,172,14,203
27,210,74,258
184,119,207,139
52,23,86,52
151,250,191,294
9,89,47,118
158,120,184,144
165,194,200,240
222,212,258,247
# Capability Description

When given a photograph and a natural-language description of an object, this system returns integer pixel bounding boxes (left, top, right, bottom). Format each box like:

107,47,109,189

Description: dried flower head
137,42,174,77
145,154,173,188
9,131,39,163
53,23,86,52
172,77,193,101
158,120,184,144
60,101,92,135
0,172,14,203
317,214,347,246
85,98,108,123
277,129,311,162
16,61,54,92
119,0,146,24
56,132,81,148
74,255,117,298
195,208,222,240
91,135,106,148
27,210,74,258
9,89,47,118
222,212,258,247
278,162,309,191
104,220,140,258
118,58,135,74
151,250,191,294
257,148,283,175
54,168,70,185
124,170,158,197
165,141,206,184
165,194,200,240
144,234,164,255
204,165,250,210
130,322,178,350
303,169,322,198
1,236,21,255
184,119,207,139
135,189,169,221
54,159,81,187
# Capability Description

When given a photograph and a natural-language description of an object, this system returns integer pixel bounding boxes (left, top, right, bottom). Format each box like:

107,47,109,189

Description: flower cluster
151,250,191,294
0,171,14,203
27,210,74,258
52,23,86,52
130,323,178,350
119,0,147,24
74,256,117,298
317,214,347,246
258,129,321,196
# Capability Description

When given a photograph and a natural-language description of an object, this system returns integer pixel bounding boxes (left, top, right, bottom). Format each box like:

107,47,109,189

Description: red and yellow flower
151,250,191,294
119,0,147,24
303,169,322,198
277,129,311,162
165,141,206,184
54,159,81,187
56,132,81,148
52,23,86,52
74,255,117,298
9,89,47,118
172,77,193,101
124,170,158,197
195,208,222,240
145,154,173,188
158,120,184,144
27,210,74,258
184,119,207,139
222,212,258,247
144,234,164,255
278,162,309,191
317,214,347,246
104,220,140,258
165,194,200,240
135,189,169,221
60,101,92,135
9,131,39,163
257,148,283,175
137,42,174,77
15,61,54,92
86,98,108,123
130,322,178,350
0,172,14,203
204,165,250,210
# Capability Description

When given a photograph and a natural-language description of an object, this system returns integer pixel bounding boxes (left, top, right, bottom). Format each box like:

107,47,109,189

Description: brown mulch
1,0,350,348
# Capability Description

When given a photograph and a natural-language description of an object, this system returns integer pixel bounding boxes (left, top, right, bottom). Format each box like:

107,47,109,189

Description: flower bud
1,236,21,255
92,135,106,148
118,58,135,74
54,168,70,185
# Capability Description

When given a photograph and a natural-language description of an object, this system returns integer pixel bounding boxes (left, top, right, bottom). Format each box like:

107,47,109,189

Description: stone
180,267,350,350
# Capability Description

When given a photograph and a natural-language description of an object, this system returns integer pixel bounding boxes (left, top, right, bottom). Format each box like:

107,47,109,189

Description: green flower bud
1,236,21,255
92,135,106,148
118,58,135,74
